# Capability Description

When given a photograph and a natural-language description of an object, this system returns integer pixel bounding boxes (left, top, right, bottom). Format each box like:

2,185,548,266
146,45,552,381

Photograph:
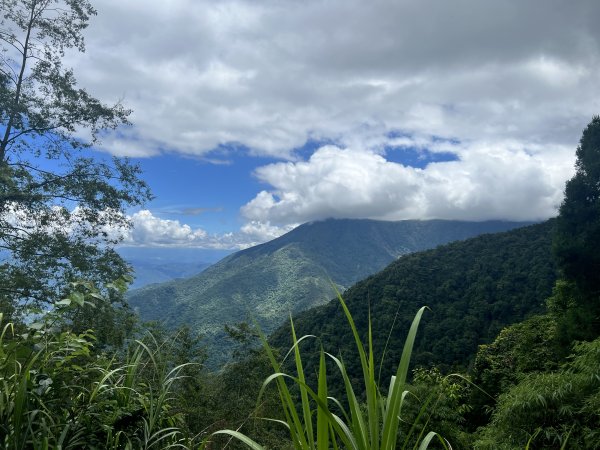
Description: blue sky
130,151,276,234
12,0,600,249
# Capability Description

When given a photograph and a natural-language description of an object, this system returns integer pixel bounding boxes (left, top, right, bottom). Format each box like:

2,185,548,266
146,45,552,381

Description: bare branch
4,125,61,143
0,31,26,54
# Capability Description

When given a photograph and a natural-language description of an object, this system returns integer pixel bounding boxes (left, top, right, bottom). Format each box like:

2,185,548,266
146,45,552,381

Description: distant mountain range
118,247,233,289
127,218,532,366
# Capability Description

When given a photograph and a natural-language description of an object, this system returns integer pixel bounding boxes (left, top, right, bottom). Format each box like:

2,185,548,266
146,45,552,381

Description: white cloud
123,210,288,249
127,210,207,246
241,141,573,225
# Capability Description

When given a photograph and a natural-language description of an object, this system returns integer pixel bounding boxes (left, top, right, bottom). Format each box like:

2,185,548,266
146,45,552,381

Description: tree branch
1,2,36,162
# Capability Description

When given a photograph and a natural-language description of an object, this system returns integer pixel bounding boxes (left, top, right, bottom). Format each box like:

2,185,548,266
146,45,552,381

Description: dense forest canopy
270,220,557,378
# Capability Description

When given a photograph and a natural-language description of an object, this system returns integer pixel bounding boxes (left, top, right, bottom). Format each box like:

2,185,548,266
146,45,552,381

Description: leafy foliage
468,314,561,427
0,291,191,449
0,0,151,319
474,337,600,449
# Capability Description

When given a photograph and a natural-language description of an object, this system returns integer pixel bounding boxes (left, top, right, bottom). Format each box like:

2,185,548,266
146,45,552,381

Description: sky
59,0,600,249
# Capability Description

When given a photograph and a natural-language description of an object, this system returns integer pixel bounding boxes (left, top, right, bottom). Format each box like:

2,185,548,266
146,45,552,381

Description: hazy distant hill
127,218,531,366
118,247,232,289
125,259,212,289
270,220,557,383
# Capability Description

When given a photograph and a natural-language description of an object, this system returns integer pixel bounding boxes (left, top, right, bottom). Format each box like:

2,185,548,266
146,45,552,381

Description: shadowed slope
270,220,557,382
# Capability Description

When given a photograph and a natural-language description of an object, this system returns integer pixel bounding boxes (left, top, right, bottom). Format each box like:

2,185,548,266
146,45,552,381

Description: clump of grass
0,289,192,449
214,293,450,449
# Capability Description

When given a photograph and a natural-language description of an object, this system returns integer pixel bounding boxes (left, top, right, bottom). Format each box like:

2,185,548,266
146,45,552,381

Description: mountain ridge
127,218,533,366
269,220,557,382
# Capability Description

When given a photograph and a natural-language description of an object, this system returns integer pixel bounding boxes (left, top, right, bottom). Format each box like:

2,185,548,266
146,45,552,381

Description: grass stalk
221,292,441,450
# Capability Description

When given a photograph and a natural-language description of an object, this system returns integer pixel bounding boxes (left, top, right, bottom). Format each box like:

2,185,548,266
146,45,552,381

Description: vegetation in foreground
0,287,191,448
219,300,450,450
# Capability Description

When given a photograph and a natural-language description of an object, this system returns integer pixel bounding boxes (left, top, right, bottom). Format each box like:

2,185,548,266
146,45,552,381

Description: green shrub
474,337,600,449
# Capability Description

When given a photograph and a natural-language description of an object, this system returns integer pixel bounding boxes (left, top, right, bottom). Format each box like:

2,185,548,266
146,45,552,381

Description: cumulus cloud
241,141,572,225
126,210,207,246
122,210,287,249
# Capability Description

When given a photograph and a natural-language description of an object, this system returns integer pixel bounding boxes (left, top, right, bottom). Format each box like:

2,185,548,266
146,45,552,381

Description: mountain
117,247,233,289
125,260,212,289
127,218,531,366
269,220,557,383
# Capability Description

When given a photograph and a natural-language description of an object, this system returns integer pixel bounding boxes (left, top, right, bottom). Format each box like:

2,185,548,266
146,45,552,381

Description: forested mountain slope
128,218,528,365
270,220,557,379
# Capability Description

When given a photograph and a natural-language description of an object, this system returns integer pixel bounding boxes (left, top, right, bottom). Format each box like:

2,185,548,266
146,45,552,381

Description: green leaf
212,430,266,450
70,292,85,306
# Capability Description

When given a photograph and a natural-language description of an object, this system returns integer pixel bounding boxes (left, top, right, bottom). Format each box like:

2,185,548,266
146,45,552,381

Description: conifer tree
553,116,600,340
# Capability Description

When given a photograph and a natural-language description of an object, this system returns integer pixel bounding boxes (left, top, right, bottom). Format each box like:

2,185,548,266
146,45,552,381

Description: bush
474,337,600,449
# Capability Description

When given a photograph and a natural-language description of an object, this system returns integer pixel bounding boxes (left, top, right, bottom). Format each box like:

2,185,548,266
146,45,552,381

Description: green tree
0,0,151,322
553,116,600,341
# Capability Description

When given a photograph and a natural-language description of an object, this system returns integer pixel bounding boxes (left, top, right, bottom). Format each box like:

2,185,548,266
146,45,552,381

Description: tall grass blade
316,349,329,449
212,429,265,450
377,305,401,387
257,329,310,450
417,431,451,450
290,318,315,449
326,352,368,450
382,306,428,450
335,291,380,449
